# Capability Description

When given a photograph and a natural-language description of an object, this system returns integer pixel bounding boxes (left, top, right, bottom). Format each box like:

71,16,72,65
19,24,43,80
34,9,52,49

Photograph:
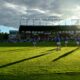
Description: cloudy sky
0,0,80,32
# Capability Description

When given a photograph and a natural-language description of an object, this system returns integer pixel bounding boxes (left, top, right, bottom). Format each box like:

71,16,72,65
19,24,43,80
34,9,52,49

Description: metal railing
20,17,80,26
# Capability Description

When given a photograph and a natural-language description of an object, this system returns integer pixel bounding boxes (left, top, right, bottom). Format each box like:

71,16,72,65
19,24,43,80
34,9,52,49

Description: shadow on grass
0,72,80,80
52,48,79,62
0,49,55,68
63,72,80,75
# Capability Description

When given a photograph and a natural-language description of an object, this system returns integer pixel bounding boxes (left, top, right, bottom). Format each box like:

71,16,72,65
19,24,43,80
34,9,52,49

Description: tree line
0,33,9,40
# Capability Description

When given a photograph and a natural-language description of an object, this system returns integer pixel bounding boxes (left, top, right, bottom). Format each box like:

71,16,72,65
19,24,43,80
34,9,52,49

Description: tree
0,32,9,40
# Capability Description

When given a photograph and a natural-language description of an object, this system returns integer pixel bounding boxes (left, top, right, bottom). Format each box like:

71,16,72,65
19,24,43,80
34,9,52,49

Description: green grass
0,42,80,80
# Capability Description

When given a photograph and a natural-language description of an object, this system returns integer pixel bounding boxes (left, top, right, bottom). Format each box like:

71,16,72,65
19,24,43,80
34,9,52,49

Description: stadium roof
19,25,80,32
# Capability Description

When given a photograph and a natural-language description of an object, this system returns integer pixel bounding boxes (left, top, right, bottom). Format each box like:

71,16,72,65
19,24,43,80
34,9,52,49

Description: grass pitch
0,42,80,80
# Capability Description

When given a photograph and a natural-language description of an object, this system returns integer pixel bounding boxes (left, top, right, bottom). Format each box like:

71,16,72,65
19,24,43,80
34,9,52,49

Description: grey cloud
0,0,80,28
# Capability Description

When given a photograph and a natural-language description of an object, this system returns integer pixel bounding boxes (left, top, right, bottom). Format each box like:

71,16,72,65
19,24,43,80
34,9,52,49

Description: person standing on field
55,36,61,51
75,37,80,47
64,37,69,47
33,37,36,47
